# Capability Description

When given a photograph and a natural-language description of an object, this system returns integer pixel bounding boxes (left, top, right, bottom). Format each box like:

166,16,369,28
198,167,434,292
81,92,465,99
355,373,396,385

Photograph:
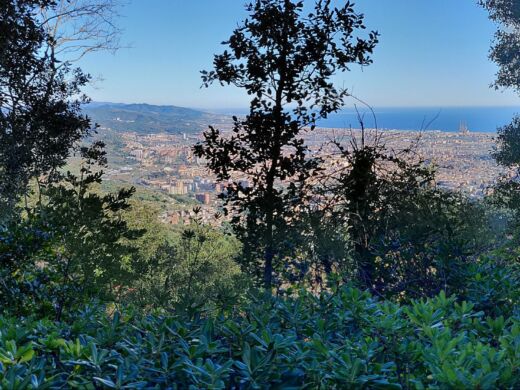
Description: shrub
0,286,518,389
127,211,245,311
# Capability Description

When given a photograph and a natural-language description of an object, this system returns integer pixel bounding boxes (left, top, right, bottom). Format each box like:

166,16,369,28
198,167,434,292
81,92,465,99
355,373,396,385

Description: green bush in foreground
0,286,518,389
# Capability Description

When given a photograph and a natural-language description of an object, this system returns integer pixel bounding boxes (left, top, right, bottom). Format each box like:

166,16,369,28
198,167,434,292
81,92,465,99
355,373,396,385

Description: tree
35,142,142,319
479,1,520,168
39,0,125,63
479,1,520,94
194,0,378,289
312,127,434,294
480,1,520,228
0,142,142,319
132,209,243,310
0,0,92,219
0,0,126,221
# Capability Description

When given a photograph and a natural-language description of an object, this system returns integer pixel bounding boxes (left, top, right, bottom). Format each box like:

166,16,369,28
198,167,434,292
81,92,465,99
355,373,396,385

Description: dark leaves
194,0,378,286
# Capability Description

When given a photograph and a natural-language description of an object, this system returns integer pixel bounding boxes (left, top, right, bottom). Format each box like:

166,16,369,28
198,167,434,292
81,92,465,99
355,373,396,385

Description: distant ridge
83,102,230,134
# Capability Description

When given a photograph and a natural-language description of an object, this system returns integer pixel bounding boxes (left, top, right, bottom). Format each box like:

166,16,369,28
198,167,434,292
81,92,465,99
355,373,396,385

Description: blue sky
80,0,520,109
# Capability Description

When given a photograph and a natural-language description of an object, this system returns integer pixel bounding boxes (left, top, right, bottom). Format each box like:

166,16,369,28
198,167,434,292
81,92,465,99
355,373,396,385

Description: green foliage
460,255,520,318
130,210,244,310
481,0,520,227
2,2,520,387
0,0,92,218
0,286,518,388
492,116,520,168
480,0,520,93
0,143,143,319
0,221,57,317
195,0,379,288
122,198,172,263
38,143,142,317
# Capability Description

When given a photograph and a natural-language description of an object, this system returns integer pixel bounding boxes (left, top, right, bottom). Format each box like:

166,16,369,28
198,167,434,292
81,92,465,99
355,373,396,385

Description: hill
83,102,230,134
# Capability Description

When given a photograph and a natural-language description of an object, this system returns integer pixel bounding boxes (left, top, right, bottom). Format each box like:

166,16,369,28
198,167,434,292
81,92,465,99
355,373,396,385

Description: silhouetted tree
480,1,520,218
0,0,92,219
480,0,520,167
194,0,378,289
480,0,520,94
315,127,434,294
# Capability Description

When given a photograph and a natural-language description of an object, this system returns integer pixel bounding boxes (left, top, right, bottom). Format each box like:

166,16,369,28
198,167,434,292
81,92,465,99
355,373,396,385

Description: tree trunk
264,246,273,290
263,207,274,290
356,241,376,294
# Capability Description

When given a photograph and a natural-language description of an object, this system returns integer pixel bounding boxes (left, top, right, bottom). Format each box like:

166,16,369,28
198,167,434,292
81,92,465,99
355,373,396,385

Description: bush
127,210,245,310
0,286,518,389
0,223,57,318
460,254,520,318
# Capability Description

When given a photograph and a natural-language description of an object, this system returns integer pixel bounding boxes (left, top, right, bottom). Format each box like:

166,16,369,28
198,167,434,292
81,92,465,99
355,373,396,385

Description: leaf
94,377,117,388
18,348,34,363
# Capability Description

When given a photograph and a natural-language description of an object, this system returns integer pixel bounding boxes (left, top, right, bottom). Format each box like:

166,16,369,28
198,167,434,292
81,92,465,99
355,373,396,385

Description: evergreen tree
481,1,520,225
480,1,520,167
0,0,92,219
194,0,378,288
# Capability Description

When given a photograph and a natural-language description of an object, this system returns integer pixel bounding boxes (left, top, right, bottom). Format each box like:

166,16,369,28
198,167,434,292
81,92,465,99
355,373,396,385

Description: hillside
83,102,230,134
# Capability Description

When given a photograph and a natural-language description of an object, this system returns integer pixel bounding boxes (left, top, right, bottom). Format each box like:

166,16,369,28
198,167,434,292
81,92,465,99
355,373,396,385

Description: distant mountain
83,102,230,134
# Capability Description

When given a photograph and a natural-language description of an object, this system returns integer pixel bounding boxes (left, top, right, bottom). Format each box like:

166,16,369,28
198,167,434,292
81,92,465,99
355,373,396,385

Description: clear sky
79,0,520,109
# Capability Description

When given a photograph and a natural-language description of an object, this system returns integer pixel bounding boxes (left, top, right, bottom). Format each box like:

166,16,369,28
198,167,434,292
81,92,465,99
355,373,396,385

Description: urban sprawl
103,126,504,226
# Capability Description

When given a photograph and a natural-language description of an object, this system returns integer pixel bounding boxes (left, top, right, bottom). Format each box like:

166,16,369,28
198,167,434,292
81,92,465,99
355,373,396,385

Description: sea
212,106,520,133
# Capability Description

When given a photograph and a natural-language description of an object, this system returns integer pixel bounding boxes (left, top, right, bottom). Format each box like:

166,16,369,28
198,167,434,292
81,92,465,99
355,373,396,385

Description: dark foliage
299,128,502,301
480,1,520,165
480,0,520,92
325,133,433,294
481,1,520,235
369,189,496,299
194,0,378,288
0,0,92,218
0,222,56,317
493,116,520,167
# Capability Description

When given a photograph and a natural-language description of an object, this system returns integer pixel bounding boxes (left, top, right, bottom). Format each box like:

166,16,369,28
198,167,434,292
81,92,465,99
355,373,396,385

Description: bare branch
39,0,127,63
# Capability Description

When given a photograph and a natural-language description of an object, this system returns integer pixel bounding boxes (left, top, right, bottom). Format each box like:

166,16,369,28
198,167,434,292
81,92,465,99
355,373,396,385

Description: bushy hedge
0,286,518,389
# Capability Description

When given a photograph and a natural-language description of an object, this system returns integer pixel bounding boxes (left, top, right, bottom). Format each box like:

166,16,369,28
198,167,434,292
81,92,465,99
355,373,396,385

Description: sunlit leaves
0,286,519,387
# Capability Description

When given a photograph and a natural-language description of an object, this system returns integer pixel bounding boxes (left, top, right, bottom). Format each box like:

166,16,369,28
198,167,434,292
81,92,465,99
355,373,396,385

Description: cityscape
101,124,505,226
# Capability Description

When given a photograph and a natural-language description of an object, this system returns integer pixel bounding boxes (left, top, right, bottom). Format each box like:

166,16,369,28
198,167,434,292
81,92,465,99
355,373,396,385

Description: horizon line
87,100,520,111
